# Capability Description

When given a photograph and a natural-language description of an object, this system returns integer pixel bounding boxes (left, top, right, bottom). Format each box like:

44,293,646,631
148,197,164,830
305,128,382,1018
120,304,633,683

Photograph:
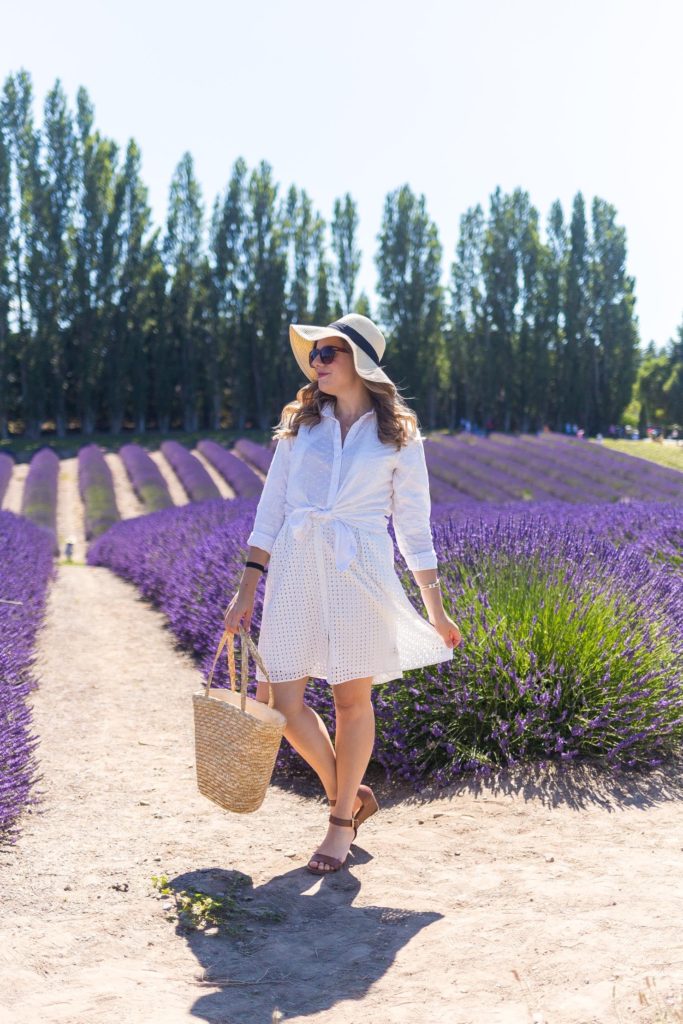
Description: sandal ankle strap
329,813,356,828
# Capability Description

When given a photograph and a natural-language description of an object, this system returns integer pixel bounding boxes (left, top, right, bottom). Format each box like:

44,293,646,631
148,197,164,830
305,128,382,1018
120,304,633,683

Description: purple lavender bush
21,447,59,555
426,431,683,504
88,494,683,789
197,440,263,498
0,512,55,844
119,443,173,512
234,438,273,475
160,440,221,503
77,444,120,540
378,506,683,786
0,453,13,505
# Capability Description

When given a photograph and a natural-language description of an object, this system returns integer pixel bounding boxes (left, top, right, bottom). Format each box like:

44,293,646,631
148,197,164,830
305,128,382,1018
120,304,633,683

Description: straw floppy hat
289,313,394,387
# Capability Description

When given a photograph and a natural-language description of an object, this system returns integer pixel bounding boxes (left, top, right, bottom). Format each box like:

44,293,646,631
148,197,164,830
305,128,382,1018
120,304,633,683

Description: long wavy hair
271,357,421,452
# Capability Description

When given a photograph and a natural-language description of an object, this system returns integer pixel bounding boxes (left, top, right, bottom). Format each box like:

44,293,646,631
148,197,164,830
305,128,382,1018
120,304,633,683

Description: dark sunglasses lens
309,345,337,366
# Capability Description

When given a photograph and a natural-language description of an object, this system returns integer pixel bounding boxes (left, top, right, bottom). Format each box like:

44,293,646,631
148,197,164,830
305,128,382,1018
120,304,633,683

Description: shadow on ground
170,844,441,1024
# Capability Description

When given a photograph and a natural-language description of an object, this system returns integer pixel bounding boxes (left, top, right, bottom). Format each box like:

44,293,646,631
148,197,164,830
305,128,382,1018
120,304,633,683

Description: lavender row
20,448,59,555
87,496,683,789
119,444,174,513
511,434,683,499
0,512,56,843
496,432,680,500
426,431,682,504
482,434,621,500
539,433,683,489
378,505,682,786
234,438,272,476
160,440,222,503
425,441,520,503
434,435,614,503
77,444,121,540
0,453,13,504
446,436,618,503
197,440,263,498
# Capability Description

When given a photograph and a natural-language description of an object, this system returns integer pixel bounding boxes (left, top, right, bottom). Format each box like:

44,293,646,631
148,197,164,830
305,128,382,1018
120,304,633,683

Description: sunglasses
308,344,351,367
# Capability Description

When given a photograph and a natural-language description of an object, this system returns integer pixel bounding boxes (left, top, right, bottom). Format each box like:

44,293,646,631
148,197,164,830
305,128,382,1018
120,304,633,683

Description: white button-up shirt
246,403,438,573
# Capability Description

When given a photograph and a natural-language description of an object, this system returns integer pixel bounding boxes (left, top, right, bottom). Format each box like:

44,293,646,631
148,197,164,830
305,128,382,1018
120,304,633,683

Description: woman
224,313,462,875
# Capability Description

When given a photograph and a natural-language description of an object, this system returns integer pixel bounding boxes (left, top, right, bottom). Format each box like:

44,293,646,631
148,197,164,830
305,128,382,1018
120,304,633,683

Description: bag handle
205,624,276,713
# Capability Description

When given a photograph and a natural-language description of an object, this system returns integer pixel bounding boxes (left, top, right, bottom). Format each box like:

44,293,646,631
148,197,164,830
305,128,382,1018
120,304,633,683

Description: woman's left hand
429,612,462,649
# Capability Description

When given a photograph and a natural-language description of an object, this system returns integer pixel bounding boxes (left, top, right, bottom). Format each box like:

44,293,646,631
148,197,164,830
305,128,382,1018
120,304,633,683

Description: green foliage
150,872,286,934
83,483,119,537
137,483,172,513
601,439,683,474
381,544,682,776
0,69,666,441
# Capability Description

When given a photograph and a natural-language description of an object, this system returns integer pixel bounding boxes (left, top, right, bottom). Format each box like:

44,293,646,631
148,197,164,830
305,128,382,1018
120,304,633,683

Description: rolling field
1,428,682,1023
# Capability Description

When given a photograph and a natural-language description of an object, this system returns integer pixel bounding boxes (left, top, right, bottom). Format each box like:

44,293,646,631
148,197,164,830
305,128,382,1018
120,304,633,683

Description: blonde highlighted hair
272,379,421,451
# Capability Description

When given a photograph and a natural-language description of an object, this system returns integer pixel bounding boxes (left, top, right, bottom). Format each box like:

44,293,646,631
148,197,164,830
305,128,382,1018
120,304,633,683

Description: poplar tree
376,184,446,425
163,151,204,432
0,98,11,439
70,88,121,434
589,197,639,433
331,193,360,316
240,160,287,430
448,204,486,428
209,156,248,431
563,193,592,431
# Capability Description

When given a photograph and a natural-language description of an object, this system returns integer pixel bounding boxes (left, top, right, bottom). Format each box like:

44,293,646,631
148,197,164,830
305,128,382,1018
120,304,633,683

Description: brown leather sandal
306,814,357,875
329,784,379,838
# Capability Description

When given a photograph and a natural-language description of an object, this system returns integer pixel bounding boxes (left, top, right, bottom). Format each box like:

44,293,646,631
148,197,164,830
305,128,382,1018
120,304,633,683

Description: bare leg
258,678,338,800
309,676,375,872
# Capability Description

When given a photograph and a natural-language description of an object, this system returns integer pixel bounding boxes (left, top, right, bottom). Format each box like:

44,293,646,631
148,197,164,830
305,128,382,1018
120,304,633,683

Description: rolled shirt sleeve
246,436,293,554
390,431,438,572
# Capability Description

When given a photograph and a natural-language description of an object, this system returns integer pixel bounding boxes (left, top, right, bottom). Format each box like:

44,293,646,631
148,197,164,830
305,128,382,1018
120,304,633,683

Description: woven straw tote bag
193,623,286,813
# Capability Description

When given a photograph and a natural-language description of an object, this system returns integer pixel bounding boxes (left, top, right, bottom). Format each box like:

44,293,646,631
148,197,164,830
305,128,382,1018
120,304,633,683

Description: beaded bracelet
419,577,441,590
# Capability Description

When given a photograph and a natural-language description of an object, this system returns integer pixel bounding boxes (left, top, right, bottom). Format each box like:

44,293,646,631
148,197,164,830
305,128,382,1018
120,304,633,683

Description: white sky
3,0,682,350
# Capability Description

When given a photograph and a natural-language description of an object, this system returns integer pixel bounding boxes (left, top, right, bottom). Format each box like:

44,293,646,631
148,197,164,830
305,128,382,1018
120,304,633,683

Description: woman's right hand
223,588,254,634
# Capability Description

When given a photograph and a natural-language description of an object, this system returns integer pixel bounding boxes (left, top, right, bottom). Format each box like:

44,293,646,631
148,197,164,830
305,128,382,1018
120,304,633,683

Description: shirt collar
320,403,375,422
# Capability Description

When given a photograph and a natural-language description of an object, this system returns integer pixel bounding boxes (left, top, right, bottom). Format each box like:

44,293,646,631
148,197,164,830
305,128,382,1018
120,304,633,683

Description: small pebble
544,854,554,863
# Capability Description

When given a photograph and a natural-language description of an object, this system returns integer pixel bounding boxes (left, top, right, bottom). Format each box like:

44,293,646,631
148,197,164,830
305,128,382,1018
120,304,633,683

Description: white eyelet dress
245,403,454,686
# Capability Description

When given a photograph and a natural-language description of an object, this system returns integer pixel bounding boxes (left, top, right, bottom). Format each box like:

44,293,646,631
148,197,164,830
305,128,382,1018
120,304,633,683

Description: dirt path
148,450,189,506
1,459,28,514
191,447,236,499
105,452,145,520
54,456,87,563
1,562,682,1024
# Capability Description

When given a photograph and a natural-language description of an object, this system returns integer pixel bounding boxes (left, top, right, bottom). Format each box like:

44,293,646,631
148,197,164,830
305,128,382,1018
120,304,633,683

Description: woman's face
310,336,358,394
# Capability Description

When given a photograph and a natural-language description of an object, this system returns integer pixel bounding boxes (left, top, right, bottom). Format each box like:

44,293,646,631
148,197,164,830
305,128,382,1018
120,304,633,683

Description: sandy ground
232,445,267,483
1,459,29,515
1,558,682,1024
149,450,190,506
191,448,236,500
54,456,88,563
105,452,146,520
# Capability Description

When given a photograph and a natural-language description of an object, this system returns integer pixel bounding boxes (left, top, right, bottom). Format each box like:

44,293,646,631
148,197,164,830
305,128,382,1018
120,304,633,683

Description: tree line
1,69,681,441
